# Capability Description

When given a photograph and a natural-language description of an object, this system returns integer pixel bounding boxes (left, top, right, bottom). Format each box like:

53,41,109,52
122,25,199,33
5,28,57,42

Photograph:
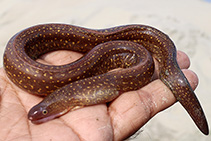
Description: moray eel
3,24,209,135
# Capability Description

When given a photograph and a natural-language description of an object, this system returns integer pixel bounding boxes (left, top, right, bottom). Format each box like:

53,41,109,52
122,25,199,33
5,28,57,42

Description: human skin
0,50,198,141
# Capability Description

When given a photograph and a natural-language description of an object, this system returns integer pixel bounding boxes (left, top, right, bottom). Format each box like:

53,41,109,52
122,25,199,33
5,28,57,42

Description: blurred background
0,0,210,140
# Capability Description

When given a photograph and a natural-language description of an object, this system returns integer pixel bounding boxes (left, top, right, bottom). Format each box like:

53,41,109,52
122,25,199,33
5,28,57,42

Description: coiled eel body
3,24,209,135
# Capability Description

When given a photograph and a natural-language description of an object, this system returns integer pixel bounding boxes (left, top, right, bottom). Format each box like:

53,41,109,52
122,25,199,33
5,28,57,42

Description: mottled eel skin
3,24,209,135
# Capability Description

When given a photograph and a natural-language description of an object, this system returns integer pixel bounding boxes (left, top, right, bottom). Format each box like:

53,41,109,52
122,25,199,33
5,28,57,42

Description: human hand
0,50,198,141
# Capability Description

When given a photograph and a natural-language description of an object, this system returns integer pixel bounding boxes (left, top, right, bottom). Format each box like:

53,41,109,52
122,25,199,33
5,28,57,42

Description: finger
110,69,198,141
177,50,190,69
182,69,198,90
153,50,190,79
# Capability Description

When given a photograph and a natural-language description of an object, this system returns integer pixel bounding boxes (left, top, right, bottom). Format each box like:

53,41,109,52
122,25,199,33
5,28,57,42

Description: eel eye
42,110,48,115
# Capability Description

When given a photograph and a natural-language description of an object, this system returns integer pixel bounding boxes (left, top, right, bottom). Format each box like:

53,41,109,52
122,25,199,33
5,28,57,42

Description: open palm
0,50,198,141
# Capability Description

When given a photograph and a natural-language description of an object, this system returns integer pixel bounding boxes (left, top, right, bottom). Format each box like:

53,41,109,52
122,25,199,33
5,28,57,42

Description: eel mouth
28,113,60,124
28,108,69,124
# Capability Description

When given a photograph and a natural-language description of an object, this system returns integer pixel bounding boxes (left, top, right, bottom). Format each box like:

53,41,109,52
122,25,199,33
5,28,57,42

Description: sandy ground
0,0,211,140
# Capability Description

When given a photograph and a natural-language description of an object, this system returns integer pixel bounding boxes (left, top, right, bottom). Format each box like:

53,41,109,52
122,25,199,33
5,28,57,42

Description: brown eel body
3,24,209,135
